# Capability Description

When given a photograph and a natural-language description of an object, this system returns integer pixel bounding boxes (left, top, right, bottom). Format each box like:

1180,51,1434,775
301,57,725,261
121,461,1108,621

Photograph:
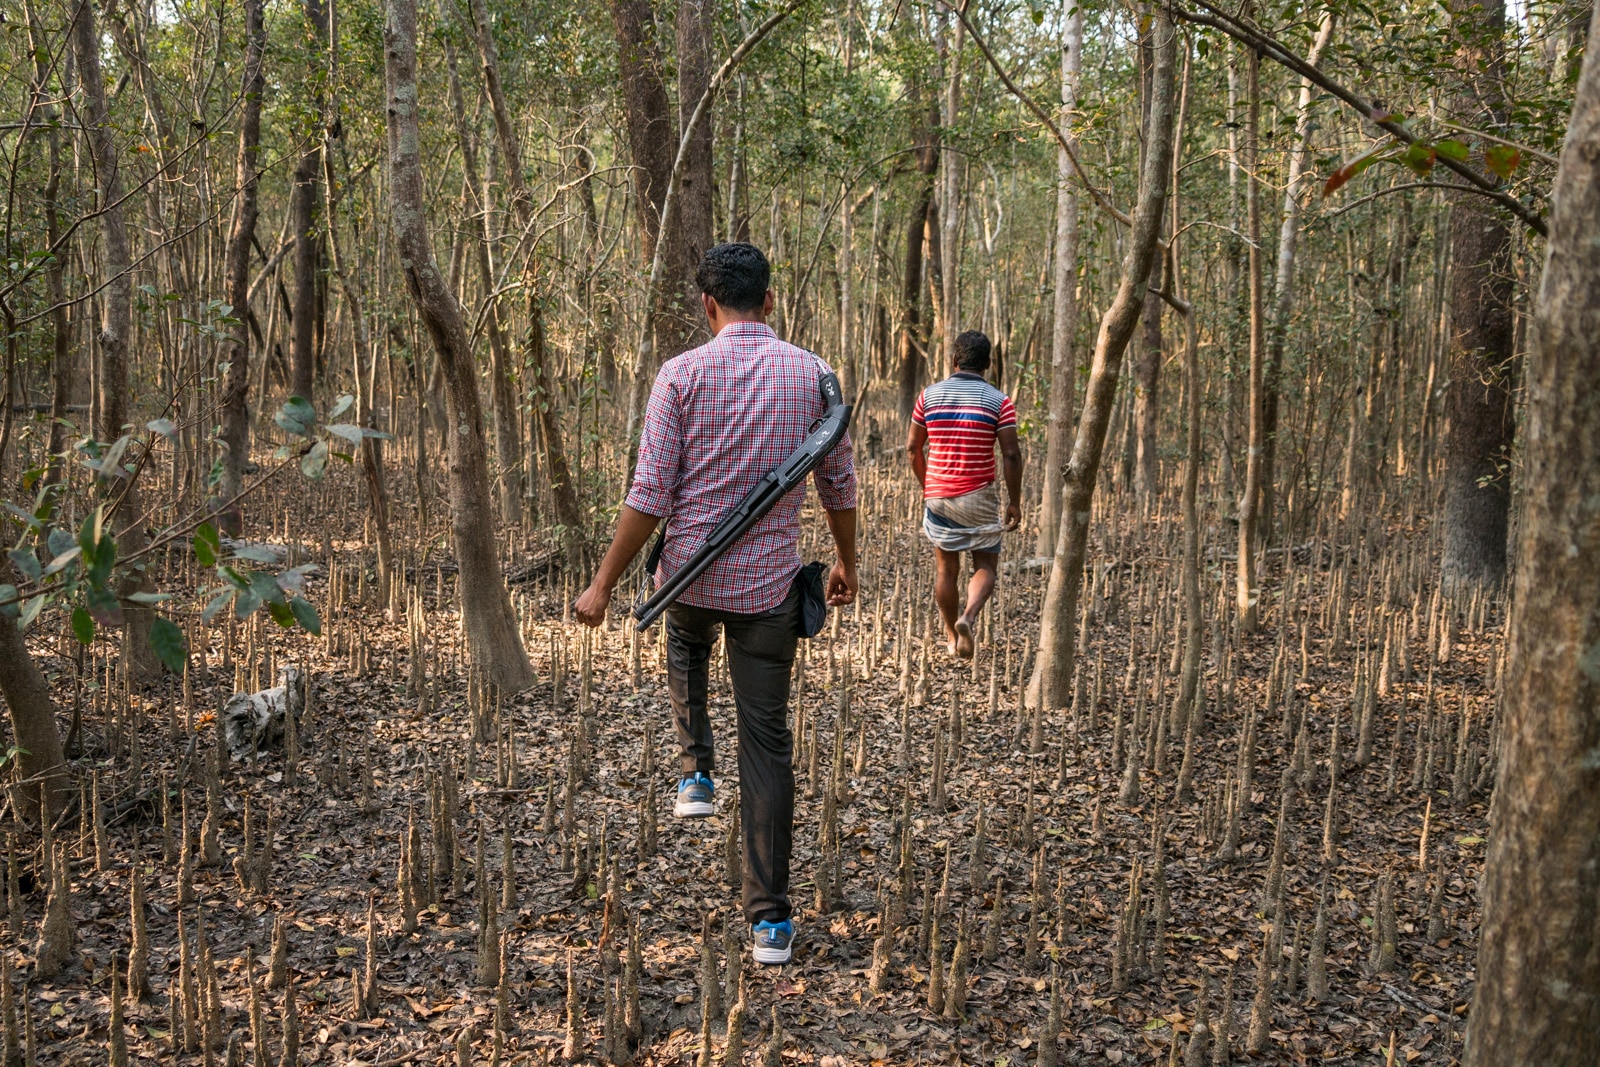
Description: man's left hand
1004,501,1022,530
826,560,858,606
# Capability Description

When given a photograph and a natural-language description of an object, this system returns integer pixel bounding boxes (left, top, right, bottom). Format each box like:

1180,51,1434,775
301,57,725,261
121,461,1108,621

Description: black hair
953,330,992,373
695,242,771,313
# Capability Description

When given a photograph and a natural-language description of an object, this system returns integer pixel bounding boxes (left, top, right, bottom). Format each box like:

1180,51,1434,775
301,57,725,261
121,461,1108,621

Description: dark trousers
665,585,799,925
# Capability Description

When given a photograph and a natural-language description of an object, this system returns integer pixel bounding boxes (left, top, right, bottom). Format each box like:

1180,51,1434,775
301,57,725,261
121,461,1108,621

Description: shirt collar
716,320,778,340
952,370,986,381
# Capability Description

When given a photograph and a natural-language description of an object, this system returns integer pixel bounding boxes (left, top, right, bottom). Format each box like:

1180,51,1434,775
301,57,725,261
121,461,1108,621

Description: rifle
633,369,853,629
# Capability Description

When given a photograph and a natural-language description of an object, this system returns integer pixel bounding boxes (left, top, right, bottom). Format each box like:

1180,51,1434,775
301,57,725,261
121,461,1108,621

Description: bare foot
954,617,974,659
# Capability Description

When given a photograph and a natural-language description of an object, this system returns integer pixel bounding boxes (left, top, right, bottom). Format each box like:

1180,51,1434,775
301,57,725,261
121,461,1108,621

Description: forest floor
12,464,1494,1067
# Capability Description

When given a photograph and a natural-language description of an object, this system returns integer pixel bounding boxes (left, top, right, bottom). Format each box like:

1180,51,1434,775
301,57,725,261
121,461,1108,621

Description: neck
713,312,767,335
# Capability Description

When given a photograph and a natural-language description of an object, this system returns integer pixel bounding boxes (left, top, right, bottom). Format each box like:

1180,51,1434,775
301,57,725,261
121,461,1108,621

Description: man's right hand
573,581,612,627
826,560,858,606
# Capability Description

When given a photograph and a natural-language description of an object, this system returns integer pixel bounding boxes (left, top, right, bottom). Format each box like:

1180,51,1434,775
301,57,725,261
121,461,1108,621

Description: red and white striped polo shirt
912,372,1017,499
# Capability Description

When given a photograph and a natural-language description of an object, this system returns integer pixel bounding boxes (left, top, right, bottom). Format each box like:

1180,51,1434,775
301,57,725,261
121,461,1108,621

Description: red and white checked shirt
626,321,857,614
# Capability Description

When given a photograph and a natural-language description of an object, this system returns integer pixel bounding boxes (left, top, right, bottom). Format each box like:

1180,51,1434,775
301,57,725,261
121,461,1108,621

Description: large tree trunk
1465,13,1600,1058
1440,0,1516,591
1037,0,1083,558
217,0,267,537
383,0,534,691
1235,46,1265,633
1030,11,1176,710
0,570,70,826
467,0,582,535
290,0,328,403
72,0,159,683
938,12,965,362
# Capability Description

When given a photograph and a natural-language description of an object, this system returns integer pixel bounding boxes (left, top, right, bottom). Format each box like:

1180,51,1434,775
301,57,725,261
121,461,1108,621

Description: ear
762,289,776,315
701,292,719,320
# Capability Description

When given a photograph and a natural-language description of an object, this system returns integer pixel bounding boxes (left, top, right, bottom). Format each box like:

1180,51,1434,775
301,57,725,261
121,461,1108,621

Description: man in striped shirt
907,331,1023,659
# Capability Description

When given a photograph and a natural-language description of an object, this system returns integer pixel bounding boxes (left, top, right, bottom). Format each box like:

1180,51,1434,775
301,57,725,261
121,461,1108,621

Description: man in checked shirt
574,243,858,965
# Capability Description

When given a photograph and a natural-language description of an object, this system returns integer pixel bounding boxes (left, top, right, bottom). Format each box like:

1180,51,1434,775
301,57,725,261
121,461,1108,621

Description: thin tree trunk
939,11,965,362
1132,253,1162,502
290,0,328,403
1262,11,1336,542
383,0,534,691
673,0,715,355
1037,0,1082,559
217,0,267,537
468,0,582,534
72,0,160,683
897,113,940,421
1030,11,1176,710
1235,45,1265,633
323,0,393,591
1465,13,1600,1057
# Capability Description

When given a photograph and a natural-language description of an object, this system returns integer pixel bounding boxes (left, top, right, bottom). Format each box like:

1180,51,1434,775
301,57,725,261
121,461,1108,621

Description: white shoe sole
752,942,793,965
674,798,714,818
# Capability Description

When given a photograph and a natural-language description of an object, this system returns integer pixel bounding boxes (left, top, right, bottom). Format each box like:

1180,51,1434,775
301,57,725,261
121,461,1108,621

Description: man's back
913,371,1017,499
627,321,856,613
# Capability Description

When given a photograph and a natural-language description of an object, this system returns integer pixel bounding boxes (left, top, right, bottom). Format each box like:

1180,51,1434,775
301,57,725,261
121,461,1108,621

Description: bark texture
383,0,534,691
1441,0,1517,590
1465,11,1600,1058
290,0,328,403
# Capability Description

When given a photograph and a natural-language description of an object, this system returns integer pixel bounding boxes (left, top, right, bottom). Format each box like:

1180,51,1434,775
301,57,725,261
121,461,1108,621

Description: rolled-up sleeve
625,369,683,518
813,429,857,511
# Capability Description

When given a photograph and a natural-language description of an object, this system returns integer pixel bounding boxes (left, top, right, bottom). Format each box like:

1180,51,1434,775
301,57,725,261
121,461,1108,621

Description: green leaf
1400,142,1436,177
277,564,318,594
1435,138,1469,161
93,434,132,481
267,600,296,628
301,440,330,480
0,585,15,619
275,396,317,436
233,587,262,620
326,423,366,445
47,528,75,558
201,588,235,624
329,394,355,420
126,591,174,605
71,606,95,645
149,616,187,673
18,595,44,632
230,545,283,564
193,521,220,567
43,544,79,577
290,596,322,636
7,549,41,583
87,585,123,627
146,417,178,439
248,569,286,606
1485,143,1521,180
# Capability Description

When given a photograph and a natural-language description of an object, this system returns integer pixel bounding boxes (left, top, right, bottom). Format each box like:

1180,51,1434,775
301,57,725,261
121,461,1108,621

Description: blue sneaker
674,772,715,818
752,919,795,965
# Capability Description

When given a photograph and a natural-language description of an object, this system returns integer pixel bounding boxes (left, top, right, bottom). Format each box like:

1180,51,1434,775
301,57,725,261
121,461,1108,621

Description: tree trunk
1465,14,1600,1057
383,0,534,691
72,0,159,683
217,0,267,537
672,0,715,354
323,0,393,592
1440,0,1517,591
1029,11,1176,711
1132,254,1162,502
442,19,523,528
939,12,965,363
897,114,939,421
24,4,73,497
0,567,70,826
1263,12,1336,543
1235,46,1265,633
290,0,328,403
468,0,582,535
1037,0,1083,559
